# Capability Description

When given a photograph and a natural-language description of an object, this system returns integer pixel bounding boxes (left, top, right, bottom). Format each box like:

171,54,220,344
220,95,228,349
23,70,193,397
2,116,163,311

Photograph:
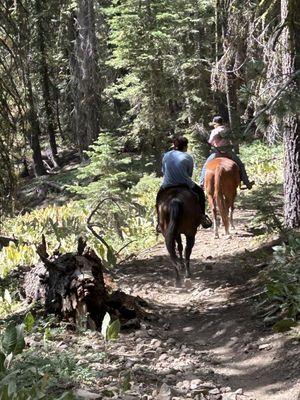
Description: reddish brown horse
205,157,240,238
157,187,203,286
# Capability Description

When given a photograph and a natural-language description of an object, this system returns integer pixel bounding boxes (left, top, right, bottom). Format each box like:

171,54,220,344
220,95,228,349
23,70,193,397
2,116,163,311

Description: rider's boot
241,180,255,190
200,213,212,229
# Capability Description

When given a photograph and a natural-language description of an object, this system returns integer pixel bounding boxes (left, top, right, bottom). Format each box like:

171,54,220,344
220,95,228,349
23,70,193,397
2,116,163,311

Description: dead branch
87,198,136,258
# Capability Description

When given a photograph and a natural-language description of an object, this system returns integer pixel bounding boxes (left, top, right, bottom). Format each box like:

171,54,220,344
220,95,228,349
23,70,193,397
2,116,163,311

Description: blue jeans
199,152,251,187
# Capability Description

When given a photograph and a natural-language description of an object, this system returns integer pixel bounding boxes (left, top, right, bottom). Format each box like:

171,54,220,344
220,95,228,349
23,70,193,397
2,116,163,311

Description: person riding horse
199,116,255,190
156,136,212,230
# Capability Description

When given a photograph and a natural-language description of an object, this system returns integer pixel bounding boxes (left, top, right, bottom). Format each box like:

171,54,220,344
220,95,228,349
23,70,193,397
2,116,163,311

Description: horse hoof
214,234,219,239
225,234,232,240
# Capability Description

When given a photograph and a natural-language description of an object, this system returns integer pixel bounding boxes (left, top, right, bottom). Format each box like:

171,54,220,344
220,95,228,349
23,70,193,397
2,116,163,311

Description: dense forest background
0,1,300,399
0,0,299,226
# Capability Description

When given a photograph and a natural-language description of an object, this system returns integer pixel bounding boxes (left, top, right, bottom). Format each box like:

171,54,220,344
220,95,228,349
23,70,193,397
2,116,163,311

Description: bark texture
23,237,148,329
70,0,100,154
281,0,300,228
36,0,58,157
25,70,47,176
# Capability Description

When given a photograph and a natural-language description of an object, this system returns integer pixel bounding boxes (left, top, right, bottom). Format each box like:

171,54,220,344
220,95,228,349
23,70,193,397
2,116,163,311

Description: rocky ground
25,209,300,400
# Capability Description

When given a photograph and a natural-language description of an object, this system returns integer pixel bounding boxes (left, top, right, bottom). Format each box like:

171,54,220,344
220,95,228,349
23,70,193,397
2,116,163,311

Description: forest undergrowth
0,140,299,399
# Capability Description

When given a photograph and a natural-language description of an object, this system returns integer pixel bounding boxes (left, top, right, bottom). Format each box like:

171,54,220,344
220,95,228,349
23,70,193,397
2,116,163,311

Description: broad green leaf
43,327,51,346
1,325,17,356
4,353,13,369
101,312,111,339
14,324,25,355
24,312,35,333
107,319,121,341
273,318,297,333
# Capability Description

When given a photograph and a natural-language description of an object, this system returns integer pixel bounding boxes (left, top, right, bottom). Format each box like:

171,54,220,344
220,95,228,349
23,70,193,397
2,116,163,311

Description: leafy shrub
237,141,284,234
0,172,161,283
68,133,141,200
239,141,283,185
259,233,300,330
0,289,21,318
0,316,75,399
238,184,284,234
0,203,88,278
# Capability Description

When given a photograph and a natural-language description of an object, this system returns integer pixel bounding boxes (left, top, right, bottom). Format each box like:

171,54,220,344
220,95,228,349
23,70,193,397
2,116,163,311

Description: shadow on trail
118,236,299,397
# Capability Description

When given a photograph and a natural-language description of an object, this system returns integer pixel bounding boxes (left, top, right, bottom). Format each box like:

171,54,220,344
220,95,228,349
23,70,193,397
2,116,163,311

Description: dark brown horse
205,157,240,238
157,187,203,286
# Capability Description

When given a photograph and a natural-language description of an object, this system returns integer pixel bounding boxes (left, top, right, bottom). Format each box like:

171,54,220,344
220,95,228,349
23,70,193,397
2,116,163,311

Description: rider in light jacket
199,116,254,190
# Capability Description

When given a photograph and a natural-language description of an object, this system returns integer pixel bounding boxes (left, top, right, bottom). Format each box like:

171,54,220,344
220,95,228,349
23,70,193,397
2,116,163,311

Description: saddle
211,146,234,160
156,184,196,204
156,184,212,231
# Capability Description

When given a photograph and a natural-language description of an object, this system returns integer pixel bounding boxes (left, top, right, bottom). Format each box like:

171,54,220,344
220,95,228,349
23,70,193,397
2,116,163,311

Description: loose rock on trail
109,208,299,400
25,209,299,399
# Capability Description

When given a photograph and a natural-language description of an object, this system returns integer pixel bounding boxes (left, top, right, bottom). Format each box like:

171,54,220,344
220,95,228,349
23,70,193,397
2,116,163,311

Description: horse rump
205,157,240,237
157,187,201,285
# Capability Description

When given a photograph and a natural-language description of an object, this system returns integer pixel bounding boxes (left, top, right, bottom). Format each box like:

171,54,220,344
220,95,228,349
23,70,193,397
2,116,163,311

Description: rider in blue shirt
162,148,194,188
156,136,211,230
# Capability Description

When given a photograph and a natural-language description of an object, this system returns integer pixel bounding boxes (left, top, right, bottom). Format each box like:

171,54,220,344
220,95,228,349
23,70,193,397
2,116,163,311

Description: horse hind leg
230,206,235,230
222,208,231,238
226,193,237,236
184,234,195,278
167,253,181,286
223,200,231,237
166,237,182,287
207,194,219,239
165,243,181,287
229,190,237,231
212,199,219,239
216,193,230,238
176,234,184,271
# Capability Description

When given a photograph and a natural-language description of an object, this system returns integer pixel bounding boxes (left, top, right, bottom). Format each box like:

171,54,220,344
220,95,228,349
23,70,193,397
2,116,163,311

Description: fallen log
23,236,148,329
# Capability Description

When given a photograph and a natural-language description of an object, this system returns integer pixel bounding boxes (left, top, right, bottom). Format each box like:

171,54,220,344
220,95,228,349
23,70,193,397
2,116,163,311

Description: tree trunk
281,0,300,228
25,70,47,176
70,0,100,155
36,0,58,157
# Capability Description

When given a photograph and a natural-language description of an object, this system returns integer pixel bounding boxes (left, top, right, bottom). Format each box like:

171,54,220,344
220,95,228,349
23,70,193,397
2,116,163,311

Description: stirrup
200,214,212,229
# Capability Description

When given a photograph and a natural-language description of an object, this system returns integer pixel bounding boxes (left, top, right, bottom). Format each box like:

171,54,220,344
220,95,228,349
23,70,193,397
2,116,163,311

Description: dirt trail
116,209,300,400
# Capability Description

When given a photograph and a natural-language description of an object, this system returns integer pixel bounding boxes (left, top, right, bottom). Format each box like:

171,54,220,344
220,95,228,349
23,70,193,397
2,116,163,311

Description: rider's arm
208,132,215,145
186,154,194,177
208,130,220,146
162,153,166,174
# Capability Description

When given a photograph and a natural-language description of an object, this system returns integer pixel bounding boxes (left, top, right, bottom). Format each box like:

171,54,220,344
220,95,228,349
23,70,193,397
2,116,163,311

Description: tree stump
23,237,148,329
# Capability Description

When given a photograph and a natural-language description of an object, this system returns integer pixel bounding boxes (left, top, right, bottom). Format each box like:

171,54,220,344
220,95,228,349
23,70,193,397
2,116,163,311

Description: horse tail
214,167,229,230
165,198,183,260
